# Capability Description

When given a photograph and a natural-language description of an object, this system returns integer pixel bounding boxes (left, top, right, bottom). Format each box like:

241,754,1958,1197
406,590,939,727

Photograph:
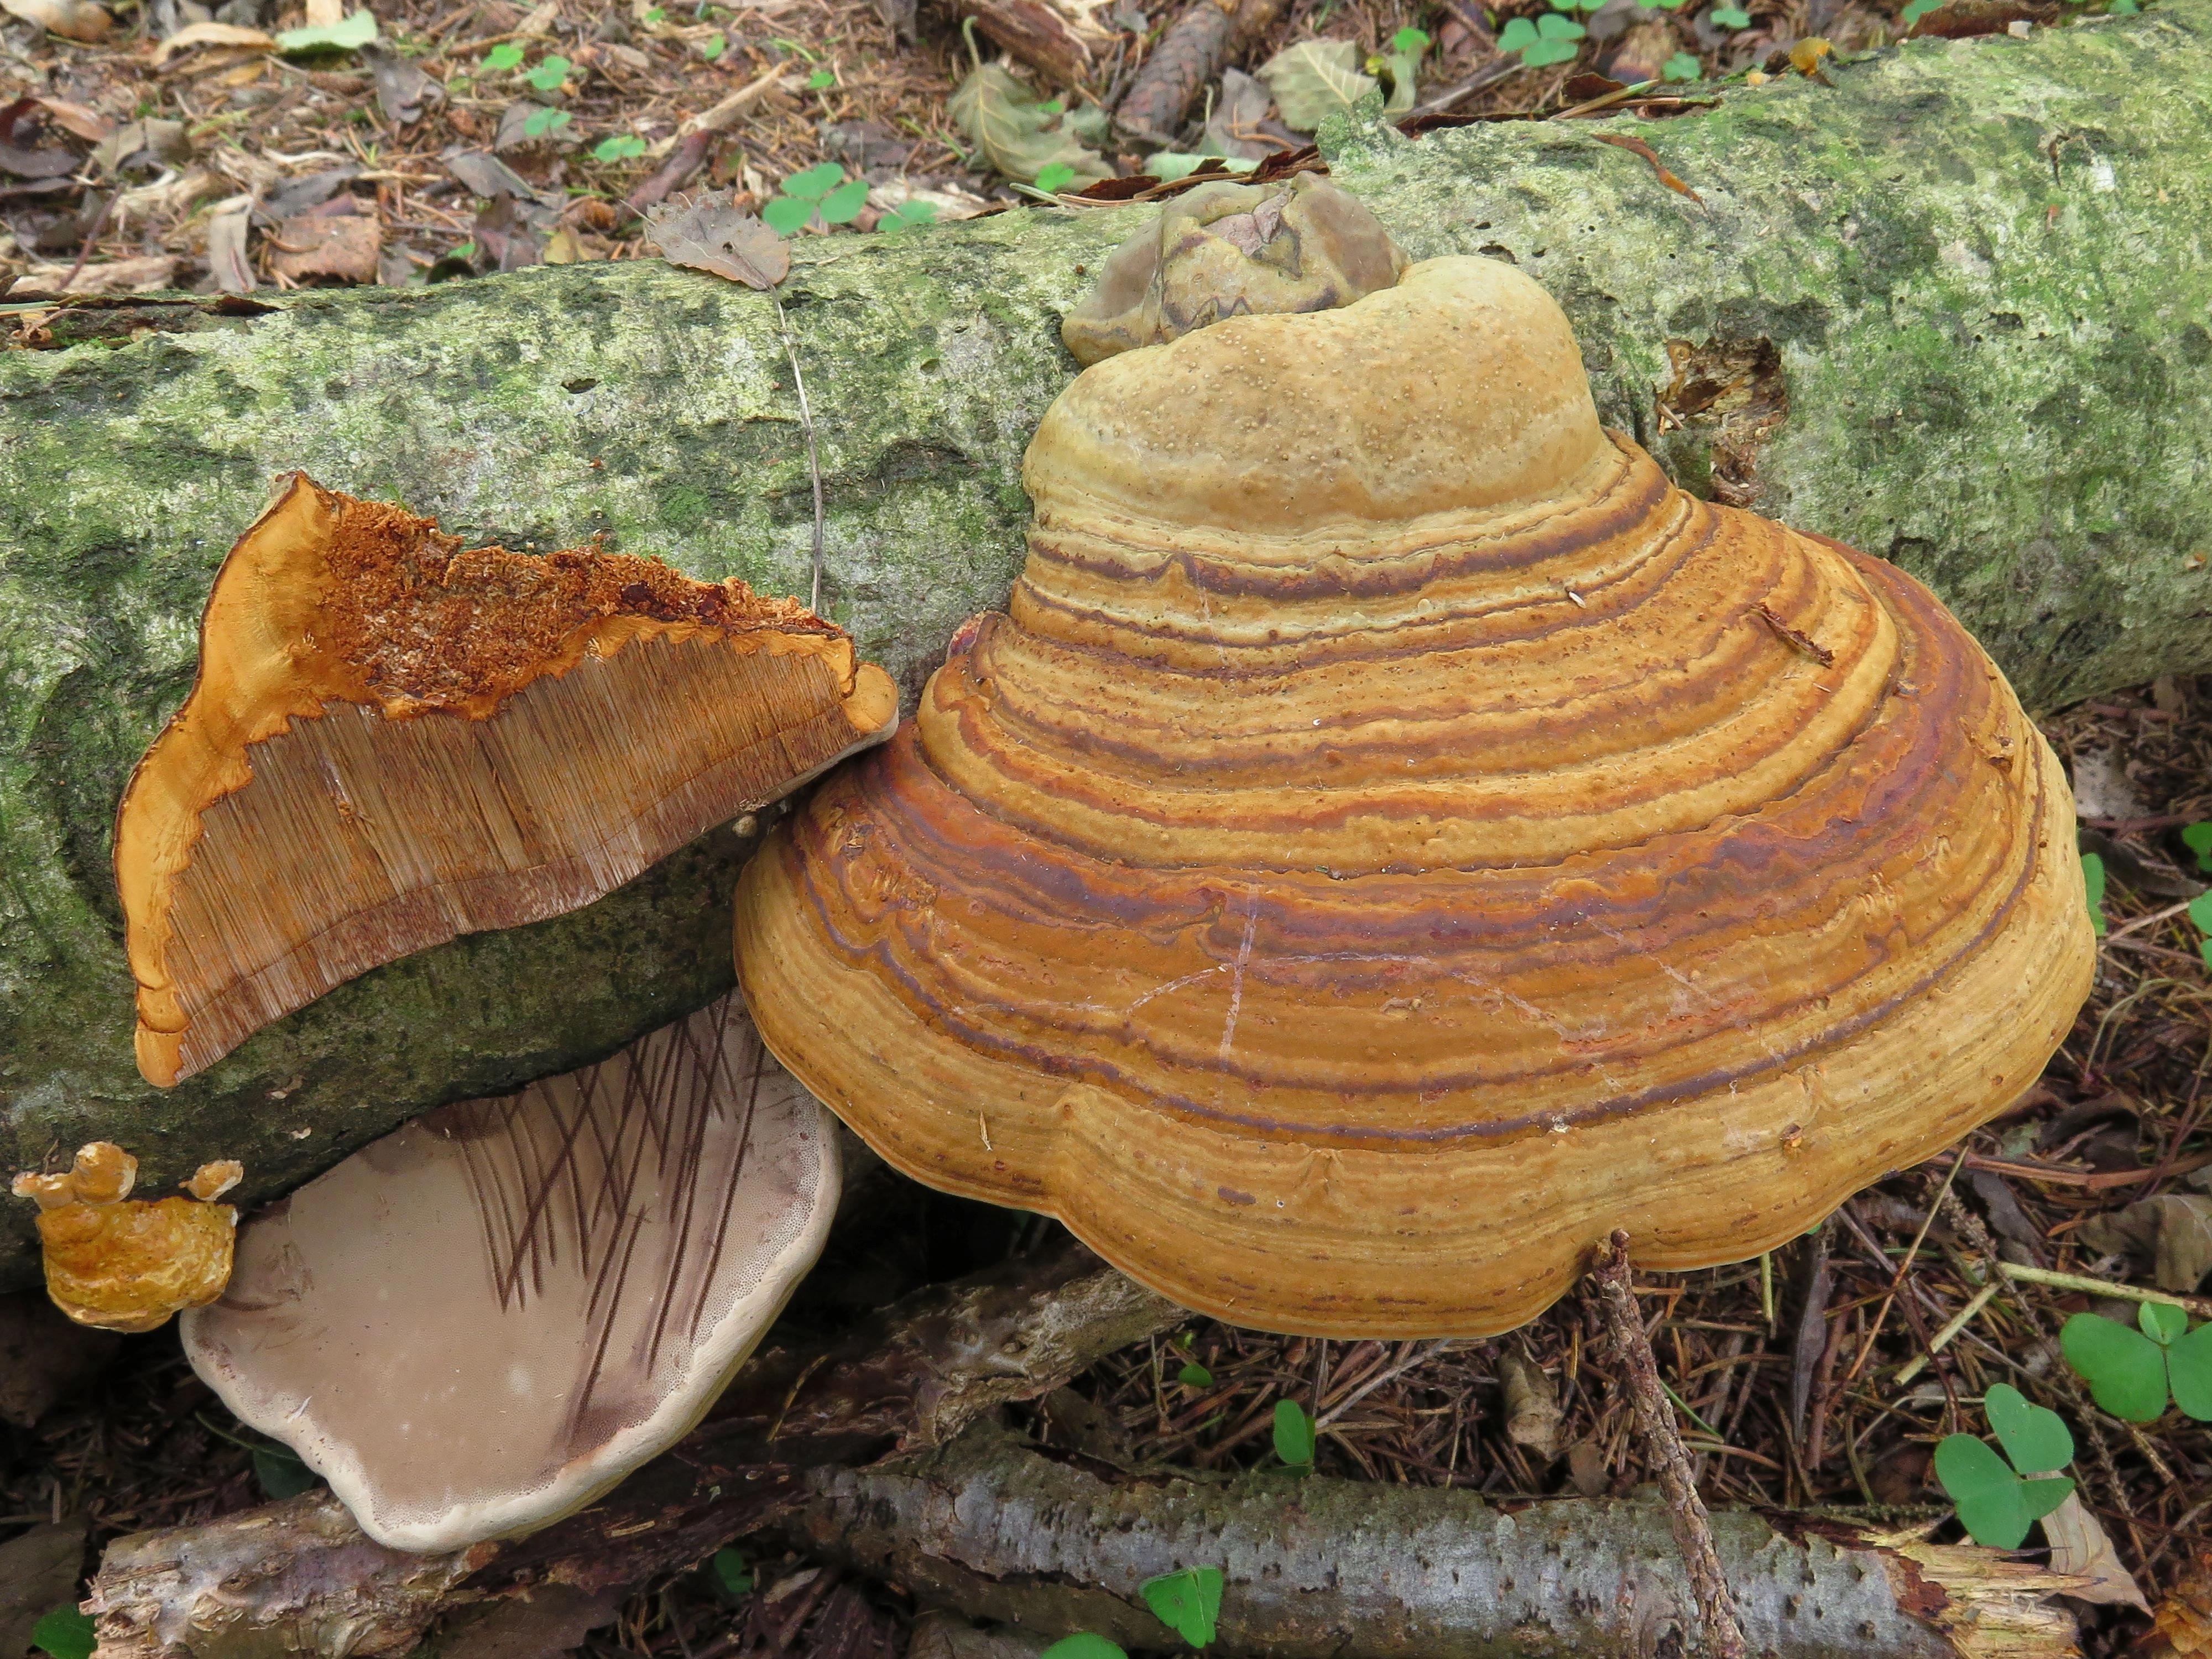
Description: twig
1591,1230,1748,1659
776,298,827,615
1313,1338,1453,1430
60,189,118,294
1995,1261,2212,1318
1401,55,1520,120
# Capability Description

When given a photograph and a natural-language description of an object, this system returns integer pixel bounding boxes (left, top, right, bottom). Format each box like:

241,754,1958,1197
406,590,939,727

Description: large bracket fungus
734,254,2096,1338
182,994,837,1551
117,476,899,1088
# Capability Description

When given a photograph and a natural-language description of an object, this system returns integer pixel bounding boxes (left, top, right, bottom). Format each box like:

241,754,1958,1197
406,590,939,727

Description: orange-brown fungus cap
117,476,899,1088
734,256,2095,1338
12,1143,242,1333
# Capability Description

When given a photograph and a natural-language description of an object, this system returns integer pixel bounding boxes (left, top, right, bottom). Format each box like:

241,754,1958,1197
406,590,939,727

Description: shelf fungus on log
181,993,838,1552
734,253,2096,1339
11,1144,243,1333
116,476,900,1089
1058,175,1407,369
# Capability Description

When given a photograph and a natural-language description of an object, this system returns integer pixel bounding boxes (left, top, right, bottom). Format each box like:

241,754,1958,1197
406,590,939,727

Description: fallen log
6,4,2210,1288
779,1420,2089,1658
86,1245,1178,1658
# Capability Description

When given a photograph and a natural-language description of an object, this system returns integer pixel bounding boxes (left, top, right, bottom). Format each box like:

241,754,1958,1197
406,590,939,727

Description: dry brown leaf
2040,1493,2150,1611
268,211,380,284
33,96,112,142
2076,1193,2212,1292
22,254,178,294
152,19,275,61
643,190,789,290
302,0,343,23
1499,1349,1562,1459
2148,1548,2212,1658
205,200,255,294
2,0,111,37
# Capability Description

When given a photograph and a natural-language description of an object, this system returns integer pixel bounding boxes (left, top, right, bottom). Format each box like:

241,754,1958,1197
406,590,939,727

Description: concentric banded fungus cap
118,476,898,1087
181,994,836,1551
735,255,2095,1338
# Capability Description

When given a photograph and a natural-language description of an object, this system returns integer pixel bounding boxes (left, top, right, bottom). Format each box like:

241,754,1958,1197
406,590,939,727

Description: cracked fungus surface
117,476,897,1088
734,256,2096,1338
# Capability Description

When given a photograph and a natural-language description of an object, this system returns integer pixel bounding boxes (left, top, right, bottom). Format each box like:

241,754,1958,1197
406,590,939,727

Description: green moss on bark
3,7,2208,1286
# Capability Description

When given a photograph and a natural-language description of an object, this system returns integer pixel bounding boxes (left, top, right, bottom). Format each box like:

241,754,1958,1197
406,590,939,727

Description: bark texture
780,1421,2088,1659
4,6,2210,1287
85,1246,1180,1658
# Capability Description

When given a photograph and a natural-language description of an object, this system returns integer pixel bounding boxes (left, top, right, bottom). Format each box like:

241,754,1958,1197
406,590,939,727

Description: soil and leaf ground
0,0,2097,297
2,675,2210,1655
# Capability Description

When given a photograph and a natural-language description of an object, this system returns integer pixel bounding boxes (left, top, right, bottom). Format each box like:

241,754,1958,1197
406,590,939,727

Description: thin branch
776,298,827,616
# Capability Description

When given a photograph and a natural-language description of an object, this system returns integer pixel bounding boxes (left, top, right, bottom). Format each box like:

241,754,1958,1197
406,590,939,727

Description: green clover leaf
807,66,836,87
30,1608,96,1659
1710,4,1751,23
762,195,815,234
1536,12,1587,37
1497,15,1539,48
593,133,647,161
1661,50,1701,79
1178,1360,1214,1387
1034,160,1077,193
2081,851,2107,937
1983,1382,2073,1474
1272,1398,1317,1468
817,178,870,223
1040,1638,1128,1659
711,1547,753,1598
1140,1567,1224,1648
1933,1432,2074,1549
483,40,524,68
2169,1322,2212,1420
877,200,937,232
2062,1310,2170,1421
521,53,571,91
523,106,571,137
784,161,847,200
2183,822,2212,872
700,30,726,56
1392,24,1431,50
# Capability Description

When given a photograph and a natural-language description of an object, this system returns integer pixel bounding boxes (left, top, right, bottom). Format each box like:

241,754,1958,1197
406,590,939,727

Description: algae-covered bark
3,6,2208,1288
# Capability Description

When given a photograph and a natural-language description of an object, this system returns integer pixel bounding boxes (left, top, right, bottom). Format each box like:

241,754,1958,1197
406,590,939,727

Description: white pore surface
181,993,838,1551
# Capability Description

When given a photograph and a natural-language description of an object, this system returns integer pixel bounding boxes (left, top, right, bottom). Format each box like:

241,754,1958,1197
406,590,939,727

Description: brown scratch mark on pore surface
1753,603,1835,668
1590,132,1704,202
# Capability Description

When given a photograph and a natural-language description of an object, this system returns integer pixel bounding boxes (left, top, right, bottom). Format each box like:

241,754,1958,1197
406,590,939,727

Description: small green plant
1141,1566,1224,1647
1496,6,1585,66
274,7,377,50
876,200,938,232
1178,1359,1214,1387
2182,821,2212,873
1900,0,1942,23
253,1443,320,1498
1040,1637,1128,1659
483,40,525,69
593,133,648,161
763,163,870,233
1661,49,1701,78
1034,160,1078,193
523,106,572,137
1272,1397,1316,1470
1931,1382,2074,1548
2188,889,2212,969
30,1607,96,1659
2081,850,2107,937
523,53,572,91
2061,1302,2212,1422
711,1546,754,1599
807,65,836,87
700,29,727,57
1708,2,1751,24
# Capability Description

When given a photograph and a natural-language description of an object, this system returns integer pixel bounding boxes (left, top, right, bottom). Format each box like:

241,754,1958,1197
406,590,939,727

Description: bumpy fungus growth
117,476,899,1088
12,1144,242,1333
736,255,2095,1338
1058,174,1407,367
182,994,837,1551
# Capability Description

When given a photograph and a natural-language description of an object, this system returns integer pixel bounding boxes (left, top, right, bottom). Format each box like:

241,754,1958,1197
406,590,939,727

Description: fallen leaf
444,148,547,203
1256,39,1375,133
91,119,190,175
274,8,377,51
1563,1438,1608,1496
2041,1493,2151,1611
515,0,561,34
2150,1547,2212,1658
1500,1349,1563,1459
1204,67,1274,160
471,190,545,271
32,97,111,143
303,0,342,23
268,210,381,283
0,1519,88,1659
0,98,76,179
1591,131,1703,201
21,254,179,294
205,197,255,293
643,189,789,289
2076,1194,2212,1293
151,19,275,61
359,40,442,124
1,0,111,40
948,62,1108,187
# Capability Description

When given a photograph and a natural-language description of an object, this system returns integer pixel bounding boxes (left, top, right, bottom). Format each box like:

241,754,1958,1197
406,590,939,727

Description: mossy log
4,4,2209,1288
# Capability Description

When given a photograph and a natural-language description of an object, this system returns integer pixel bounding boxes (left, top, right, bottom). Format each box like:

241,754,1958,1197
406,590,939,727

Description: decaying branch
1592,1230,1749,1659
87,1245,1178,1659
951,0,1121,88
781,1420,2089,1659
